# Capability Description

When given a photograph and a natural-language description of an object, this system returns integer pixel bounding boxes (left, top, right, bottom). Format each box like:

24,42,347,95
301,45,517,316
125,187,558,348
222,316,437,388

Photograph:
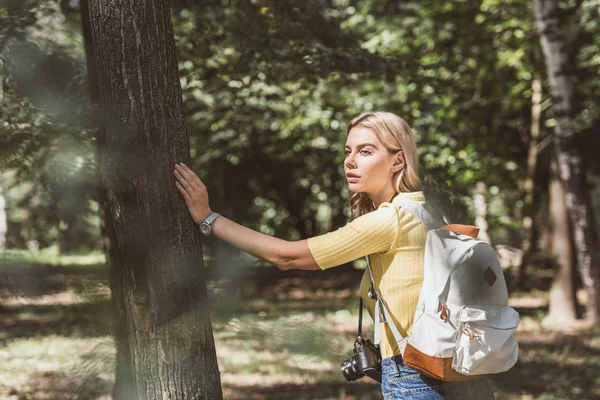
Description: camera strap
358,297,364,338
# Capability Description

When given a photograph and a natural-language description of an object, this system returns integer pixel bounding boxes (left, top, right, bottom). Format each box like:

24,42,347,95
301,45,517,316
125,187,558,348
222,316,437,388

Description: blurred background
0,0,599,399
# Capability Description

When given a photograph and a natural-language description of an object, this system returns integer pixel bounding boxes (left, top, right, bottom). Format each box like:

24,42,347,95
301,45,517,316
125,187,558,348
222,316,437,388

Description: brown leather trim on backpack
403,343,511,382
439,224,480,239
403,343,475,382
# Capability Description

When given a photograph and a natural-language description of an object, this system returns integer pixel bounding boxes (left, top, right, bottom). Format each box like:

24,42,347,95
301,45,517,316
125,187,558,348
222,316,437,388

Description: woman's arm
210,217,320,270
174,163,320,271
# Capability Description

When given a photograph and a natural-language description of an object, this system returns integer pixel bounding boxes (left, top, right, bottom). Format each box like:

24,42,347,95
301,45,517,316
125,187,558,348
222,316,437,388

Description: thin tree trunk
534,0,600,322
0,60,5,251
85,0,223,398
0,57,4,104
544,158,577,328
517,76,543,288
0,184,6,251
473,182,491,244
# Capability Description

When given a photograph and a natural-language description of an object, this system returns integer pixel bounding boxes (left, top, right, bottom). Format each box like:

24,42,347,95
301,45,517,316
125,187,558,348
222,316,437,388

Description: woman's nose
345,154,356,169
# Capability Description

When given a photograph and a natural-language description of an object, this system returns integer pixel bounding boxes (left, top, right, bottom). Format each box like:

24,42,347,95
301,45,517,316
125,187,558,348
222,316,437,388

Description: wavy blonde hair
347,111,422,221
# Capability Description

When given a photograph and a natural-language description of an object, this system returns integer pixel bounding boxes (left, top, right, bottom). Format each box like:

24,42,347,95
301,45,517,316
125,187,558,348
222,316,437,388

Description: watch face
200,223,210,235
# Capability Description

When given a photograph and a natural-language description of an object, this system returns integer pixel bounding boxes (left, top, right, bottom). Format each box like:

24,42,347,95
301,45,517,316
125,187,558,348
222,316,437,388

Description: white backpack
367,200,520,381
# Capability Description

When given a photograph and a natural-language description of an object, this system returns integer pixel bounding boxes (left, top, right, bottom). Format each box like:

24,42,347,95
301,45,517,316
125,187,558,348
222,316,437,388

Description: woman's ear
392,150,405,172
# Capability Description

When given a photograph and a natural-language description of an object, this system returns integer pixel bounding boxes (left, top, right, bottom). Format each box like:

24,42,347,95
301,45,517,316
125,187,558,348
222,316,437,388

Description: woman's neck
368,187,397,209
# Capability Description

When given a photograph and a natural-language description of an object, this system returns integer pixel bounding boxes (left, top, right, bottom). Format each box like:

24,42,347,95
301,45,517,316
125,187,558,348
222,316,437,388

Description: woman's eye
360,150,371,155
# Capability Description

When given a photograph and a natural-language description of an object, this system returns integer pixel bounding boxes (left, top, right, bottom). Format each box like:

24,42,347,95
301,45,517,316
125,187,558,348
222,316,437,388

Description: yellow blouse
306,191,428,358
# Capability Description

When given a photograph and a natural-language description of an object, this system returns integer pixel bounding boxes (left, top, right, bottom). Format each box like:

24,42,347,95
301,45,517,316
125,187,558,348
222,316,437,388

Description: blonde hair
347,111,422,221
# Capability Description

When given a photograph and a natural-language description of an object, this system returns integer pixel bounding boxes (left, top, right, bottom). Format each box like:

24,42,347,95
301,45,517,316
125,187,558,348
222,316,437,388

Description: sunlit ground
1,251,599,400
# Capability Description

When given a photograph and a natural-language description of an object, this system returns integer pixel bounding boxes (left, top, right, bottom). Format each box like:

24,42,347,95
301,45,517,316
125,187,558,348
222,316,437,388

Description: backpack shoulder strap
366,200,441,352
366,256,407,350
394,199,440,231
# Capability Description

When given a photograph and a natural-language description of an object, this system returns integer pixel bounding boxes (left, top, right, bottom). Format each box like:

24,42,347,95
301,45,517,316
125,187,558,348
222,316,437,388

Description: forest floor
0,251,599,400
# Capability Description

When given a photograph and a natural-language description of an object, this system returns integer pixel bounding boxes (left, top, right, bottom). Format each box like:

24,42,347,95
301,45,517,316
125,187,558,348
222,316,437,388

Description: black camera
340,337,382,382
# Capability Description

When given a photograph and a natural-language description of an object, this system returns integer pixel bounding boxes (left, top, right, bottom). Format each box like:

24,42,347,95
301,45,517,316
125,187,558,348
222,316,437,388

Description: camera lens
340,356,363,381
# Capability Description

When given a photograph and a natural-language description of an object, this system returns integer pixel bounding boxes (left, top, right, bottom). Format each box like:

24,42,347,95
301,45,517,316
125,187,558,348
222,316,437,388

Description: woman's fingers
175,163,202,192
175,181,192,201
174,163,208,204
175,165,201,192
180,163,205,189
174,169,196,194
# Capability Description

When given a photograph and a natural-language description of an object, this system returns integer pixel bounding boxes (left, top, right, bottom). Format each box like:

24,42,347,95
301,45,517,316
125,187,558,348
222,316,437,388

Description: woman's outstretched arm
173,162,320,271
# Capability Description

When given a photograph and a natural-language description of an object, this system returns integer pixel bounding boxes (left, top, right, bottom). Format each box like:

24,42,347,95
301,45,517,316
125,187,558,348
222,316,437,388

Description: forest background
0,0,599,399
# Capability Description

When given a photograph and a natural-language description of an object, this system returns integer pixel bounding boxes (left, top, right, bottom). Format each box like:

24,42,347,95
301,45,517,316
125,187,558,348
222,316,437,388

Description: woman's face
344,126,403,197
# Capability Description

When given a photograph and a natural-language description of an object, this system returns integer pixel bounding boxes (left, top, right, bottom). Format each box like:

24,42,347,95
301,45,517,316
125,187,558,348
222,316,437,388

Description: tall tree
84,0,223,398
533,0,600,322
79,0,134,397
517,75,545,288
544,158,578,328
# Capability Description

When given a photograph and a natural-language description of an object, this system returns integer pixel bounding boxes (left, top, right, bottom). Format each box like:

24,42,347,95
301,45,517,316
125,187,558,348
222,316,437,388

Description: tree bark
0,184,6,251
544,158,578,328
0,60,5,251
85,0,223,398
534,0,600,322
0,57,4,104
79,0,136,396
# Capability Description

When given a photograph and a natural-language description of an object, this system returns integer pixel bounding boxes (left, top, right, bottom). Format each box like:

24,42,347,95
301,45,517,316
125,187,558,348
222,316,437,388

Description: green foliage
0,0,98,252
173,0,548,243
0,0,599,255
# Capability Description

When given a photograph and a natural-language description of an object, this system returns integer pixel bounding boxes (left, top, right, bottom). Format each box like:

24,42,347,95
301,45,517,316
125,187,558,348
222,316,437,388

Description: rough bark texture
85,0,223,398
545,158,578,327
534,0,600,322
80,1,136,396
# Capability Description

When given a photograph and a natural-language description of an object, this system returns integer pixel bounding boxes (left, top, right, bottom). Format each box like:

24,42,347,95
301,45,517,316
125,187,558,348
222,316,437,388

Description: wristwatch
199,212,221,236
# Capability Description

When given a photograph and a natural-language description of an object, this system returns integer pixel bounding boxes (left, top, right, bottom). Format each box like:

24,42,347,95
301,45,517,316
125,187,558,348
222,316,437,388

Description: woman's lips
346,172,359,183
346,171,360,183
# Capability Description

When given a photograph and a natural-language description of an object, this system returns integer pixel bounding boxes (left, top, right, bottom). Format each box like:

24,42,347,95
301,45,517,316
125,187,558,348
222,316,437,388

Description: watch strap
203,212,221,225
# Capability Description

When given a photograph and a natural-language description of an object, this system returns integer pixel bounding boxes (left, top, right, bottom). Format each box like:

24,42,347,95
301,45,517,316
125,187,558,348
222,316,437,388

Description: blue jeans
381,354,495,399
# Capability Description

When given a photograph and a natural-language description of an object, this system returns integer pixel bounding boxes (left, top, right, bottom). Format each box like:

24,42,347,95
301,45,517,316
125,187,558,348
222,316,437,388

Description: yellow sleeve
306,206,398,270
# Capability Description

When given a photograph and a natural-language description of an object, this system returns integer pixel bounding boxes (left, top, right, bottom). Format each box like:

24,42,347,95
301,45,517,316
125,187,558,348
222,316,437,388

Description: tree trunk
0,60,5,251
0,57,4,104
534,0,600,322
544,158,578,328
473,182,491,243
85,0,223,398
517,76,543,289
79,1,136,396
0,184,6,251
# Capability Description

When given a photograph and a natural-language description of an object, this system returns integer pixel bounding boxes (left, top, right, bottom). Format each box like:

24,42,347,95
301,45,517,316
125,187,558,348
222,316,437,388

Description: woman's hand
173,162,319,270
174,162,212,224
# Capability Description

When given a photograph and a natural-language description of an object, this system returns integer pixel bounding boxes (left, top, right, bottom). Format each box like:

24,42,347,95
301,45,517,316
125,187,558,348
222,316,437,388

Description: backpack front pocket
452,305,520,376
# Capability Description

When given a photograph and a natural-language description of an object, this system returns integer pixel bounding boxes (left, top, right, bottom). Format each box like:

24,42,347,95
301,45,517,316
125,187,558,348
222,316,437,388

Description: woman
174,111,495,399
